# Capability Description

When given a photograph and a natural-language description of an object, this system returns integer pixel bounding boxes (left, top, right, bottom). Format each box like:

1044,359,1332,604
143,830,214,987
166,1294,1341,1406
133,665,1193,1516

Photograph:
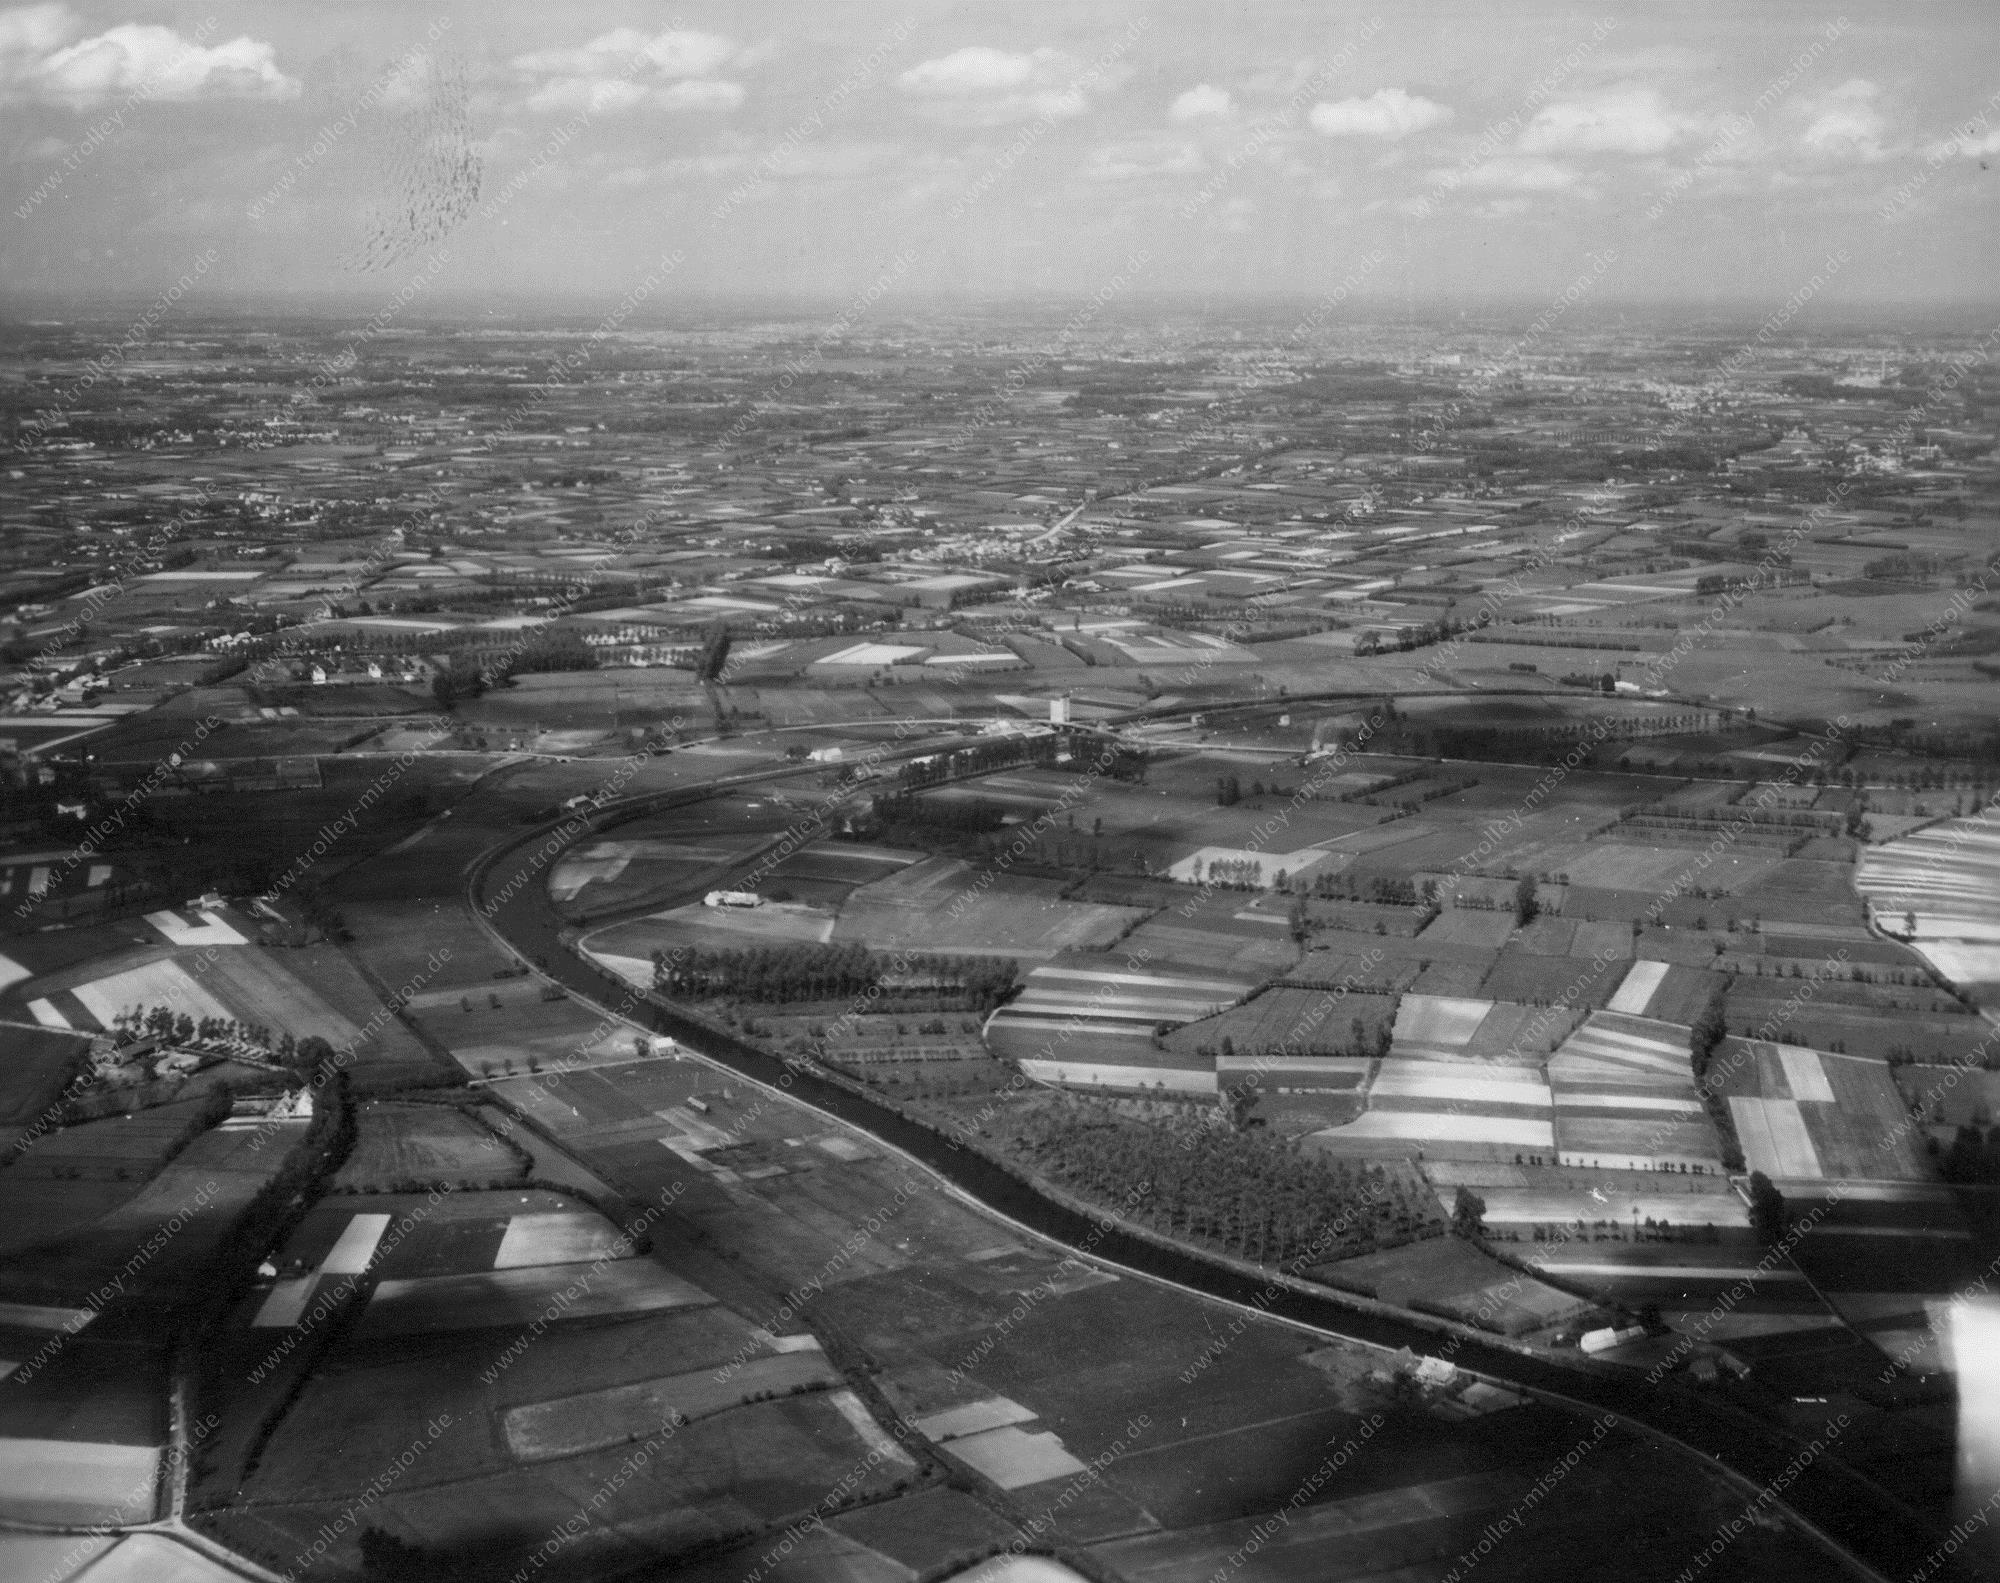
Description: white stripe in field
493,1214,634,1270
0,1439,161,1525
1554,1036,1687,1077
1549,1058,1666,1088
1390,1042,1477,1062
749,1328,823,1354
1777,1047,1835,1103
1010,988,1229,1016
988,1015,1153,1039
1918,942,2000,985
1392,995,1493,1047
26,999,69,1029
0,1302,94,1331
1785,1181,1956,1203
1371,1071,1552,1108
319,1213,392,1276
0,953,28,993
1551,1092,1702,1114
1318,1113,1555,1148
1576,1024,1688,1059
1028,966,1252,994
143,910,246,946
1594,1010,1691,1040
1728,1097,1822,1179
252,1279,317,1329
1018,1060,1216,1095
1811,1225,1973,1240
71,961,231,1030
1530,1260,1807,1282
584,949,654,988
828,1389,917,1471
915,1397,1038,1441
944,1424,1084,1489
1607,960,1669,1016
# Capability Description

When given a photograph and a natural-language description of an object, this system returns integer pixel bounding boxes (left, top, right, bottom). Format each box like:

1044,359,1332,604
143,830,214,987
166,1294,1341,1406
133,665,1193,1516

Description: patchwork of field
1855,815,2000,1008
1311,1235,1589,1337
1856,815,2000,944
1546,1011,1722,1171
503,1349,841,1460
1162,986,1400,1061
362,1263,708,1338
1562,840,1783,893
15,937,378,1065
1391,994,1494,1057
1418,909,1518,950
592,899,839,960
28,954,230,1032
987,956,1256,1091
540,798,801,913
253,1193,648,1333
331,1103,525,1189
1124,886,1312,974
1307,1020,1558,1157
1716,1040,1931,1184
834,861,1150,958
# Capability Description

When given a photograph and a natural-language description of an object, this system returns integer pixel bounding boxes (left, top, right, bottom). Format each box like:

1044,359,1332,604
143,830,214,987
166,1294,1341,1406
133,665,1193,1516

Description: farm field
838,864,1150,958
1162,985,1399,1061
1713,1040,1932,1183
1545,1011,1723,1172
331,1102,526,1189
987,954,1259,1092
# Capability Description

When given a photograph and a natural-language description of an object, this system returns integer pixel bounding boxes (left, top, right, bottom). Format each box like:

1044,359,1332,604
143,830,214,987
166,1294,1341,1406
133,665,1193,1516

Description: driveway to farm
464,747,1967,1583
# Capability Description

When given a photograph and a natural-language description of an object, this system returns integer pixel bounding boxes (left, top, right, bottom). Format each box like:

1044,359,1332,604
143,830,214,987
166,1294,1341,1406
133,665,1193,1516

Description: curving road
464,739,1969,1583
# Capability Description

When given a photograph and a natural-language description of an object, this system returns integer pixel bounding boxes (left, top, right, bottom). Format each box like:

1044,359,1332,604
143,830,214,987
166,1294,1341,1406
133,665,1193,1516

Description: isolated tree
431,656,485,710
1451,1187,1487,1239
295,1035,336,1072
694,623,732,682
1746,1171,1786,1245
1689,984,1729,1083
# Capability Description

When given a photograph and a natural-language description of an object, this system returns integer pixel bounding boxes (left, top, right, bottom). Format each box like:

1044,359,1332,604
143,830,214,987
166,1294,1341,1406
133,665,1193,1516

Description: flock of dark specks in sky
344,49,482,273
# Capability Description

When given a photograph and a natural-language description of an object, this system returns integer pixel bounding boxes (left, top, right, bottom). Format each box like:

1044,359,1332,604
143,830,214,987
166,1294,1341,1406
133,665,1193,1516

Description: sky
2,0,1996,321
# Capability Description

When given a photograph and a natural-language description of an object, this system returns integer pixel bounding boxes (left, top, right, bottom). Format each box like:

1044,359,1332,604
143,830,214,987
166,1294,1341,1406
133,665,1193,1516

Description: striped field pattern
1545,1011,1723,1171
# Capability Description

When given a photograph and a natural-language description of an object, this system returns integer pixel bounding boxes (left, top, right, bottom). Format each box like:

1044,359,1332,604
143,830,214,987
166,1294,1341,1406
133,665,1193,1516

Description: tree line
652,942,1018,1010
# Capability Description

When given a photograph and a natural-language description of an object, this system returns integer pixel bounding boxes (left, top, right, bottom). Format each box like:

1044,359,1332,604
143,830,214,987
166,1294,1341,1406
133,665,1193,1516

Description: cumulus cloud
1926,124,2000,161
1802,78,1888,160
1519,85,1694,155
1440,156,1581,192
896,45,1104,125
1169,83,1232,122
0,5,298,105
1086,136,1204,181
1309,88,1451,140
512,28,742,115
